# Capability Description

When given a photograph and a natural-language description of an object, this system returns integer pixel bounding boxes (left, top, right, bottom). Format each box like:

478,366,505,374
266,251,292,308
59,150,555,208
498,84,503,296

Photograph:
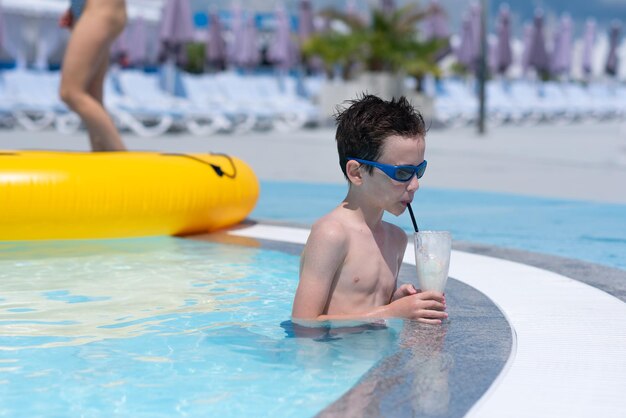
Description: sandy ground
2,120,626,204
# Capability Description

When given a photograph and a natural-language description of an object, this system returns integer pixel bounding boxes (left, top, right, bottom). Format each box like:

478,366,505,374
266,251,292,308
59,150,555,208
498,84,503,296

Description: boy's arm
293,223,447,324
292,221,348,320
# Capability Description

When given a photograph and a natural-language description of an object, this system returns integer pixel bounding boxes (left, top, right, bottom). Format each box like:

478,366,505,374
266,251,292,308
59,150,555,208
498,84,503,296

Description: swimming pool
253,181,626,271
1,238,408,417
1,181,623,417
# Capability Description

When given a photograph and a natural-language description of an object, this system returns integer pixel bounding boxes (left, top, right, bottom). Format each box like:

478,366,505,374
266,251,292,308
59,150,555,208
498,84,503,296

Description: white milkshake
414,231,452,293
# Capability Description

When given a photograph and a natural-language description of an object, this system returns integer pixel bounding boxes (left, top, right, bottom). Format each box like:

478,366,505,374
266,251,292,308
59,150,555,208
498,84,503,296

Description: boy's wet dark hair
335,94,426,180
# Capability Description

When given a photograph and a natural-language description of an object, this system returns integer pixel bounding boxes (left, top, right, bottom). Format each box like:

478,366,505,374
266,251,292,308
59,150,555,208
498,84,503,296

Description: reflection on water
0,238,408,417
0,238,261,349
320,321,452,418
399,322,452,417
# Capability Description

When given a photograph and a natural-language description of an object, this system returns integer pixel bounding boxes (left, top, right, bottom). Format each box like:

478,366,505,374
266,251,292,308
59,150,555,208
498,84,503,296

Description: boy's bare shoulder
309,213,349,247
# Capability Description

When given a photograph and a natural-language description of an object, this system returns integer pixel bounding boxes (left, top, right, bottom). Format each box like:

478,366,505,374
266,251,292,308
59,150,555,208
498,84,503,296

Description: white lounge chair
432,78,478,126
0,71,17,128
103,74,174,137
254,74,321,130
508,80,563,123
486,81,528,124
1,69,79,132
110,69,230,137
214,72,319,132
180,73,254,134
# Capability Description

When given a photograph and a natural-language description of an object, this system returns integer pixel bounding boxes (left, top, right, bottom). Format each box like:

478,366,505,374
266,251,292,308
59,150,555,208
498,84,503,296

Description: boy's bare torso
302,207,406,316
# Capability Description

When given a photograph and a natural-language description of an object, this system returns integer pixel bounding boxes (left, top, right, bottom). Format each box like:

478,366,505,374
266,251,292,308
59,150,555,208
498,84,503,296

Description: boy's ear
346,160,363,185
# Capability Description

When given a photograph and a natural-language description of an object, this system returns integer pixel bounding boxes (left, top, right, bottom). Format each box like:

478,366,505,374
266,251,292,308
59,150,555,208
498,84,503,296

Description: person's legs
85,52,113,150
59,3,126,151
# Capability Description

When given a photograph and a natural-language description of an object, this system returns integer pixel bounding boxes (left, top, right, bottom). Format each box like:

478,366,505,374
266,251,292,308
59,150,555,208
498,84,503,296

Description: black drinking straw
407,203,419,232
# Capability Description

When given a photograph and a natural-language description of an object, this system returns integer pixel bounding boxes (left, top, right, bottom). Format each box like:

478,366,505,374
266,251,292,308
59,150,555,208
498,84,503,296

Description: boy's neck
342,190,385,231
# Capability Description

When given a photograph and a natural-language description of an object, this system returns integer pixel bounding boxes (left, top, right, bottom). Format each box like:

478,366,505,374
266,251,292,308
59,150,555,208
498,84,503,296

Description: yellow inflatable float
0,151,259,240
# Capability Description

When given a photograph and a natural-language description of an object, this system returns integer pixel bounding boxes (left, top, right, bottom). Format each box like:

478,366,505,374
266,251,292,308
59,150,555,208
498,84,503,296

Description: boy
292,95,447,325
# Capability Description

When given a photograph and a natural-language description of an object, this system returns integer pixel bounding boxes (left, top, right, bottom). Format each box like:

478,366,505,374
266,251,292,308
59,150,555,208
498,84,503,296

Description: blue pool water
0,238,403,417
1,181,624,417
252,181,626,271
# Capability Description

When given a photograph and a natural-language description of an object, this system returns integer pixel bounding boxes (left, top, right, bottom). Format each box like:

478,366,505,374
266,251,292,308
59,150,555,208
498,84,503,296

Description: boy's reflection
316,320,452,417
203,319,450,416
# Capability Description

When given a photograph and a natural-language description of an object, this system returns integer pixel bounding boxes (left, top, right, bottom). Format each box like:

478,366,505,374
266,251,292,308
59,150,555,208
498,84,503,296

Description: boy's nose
407,175,420,192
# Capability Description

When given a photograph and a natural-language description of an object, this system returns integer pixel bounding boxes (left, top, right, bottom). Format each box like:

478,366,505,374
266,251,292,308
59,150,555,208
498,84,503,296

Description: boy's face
362,134,425,216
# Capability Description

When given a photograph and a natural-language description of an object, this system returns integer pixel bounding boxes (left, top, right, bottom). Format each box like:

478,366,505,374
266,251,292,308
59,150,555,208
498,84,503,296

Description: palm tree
302,3,445,85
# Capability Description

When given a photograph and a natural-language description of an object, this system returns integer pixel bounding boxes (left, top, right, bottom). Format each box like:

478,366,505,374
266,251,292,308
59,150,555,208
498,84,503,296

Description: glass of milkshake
414,231,452,292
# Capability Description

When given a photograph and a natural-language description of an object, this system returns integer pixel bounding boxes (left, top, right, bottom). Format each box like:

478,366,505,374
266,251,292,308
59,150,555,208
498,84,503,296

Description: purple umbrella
299,0,324,73
521,23,533,74
423,0,449,41
236,13,260,70
206,12,226,70
550,14,573,77
605,21,622,77
110,27,129,66
228,5,244,67
581,19,596,77
469,2,482,64
527,10,550,75
159,0,194,66
380,0,395,16
488,34,498,74
0,6,4,52
268,7,298,70
345,0,365,24
422,1,451,62
298,0,315,43
456,13,477,70
495,4,512,74
127,17,148,68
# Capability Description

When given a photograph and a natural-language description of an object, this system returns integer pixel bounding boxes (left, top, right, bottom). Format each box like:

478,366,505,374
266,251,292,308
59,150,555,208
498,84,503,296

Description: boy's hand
391,283,418,302
59,8,73,29
388,290,447,324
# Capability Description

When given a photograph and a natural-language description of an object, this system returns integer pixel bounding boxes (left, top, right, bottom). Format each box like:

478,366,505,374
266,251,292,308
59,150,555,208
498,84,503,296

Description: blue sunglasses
348,157,427,182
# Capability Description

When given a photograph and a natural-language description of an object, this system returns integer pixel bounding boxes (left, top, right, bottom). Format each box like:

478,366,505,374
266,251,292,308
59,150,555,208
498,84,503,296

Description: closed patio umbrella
127,16,148,68
0,6,4,52
456,13,477,70
495,4,512,74
494,4,512,74
159,0,194,66
380,0,395,16
298,0,314,42
206,11,226,70
268,6,298,71
110,26,129,66
298,0,323,74
423,0,449,41
551,14,573,77
605,21,622,77
581,19,596,77
423,0,451,61
521,23,533,75
237,13,260,70
470,2,482,65
159,0,193,94
527,10,550,75
227,5,244,67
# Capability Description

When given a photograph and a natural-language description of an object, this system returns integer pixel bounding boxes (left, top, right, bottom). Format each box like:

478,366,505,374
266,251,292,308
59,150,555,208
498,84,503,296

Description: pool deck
3,122,626,417
2,120,626,204
221,222,626,418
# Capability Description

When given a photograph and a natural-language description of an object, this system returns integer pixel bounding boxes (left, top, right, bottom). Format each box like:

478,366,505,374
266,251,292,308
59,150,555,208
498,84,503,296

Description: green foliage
185,42,206,74
302,32,362,78
301,4,444,79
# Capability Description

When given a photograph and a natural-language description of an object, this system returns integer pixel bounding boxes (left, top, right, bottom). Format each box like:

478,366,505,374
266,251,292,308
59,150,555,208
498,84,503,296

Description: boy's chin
388,206,406,217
